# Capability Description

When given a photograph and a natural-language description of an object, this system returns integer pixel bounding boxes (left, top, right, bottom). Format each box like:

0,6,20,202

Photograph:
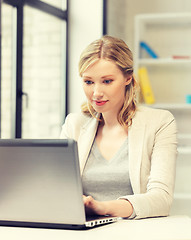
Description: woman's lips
93,100,108,106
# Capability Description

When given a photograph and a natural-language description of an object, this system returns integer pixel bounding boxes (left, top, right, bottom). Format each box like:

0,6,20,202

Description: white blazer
60,106,177,219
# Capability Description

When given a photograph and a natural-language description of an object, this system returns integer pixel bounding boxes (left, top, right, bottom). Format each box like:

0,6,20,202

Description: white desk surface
0,215,191,240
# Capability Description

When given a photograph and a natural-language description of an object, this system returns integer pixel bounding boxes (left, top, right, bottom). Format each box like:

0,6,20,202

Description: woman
60,35,177,219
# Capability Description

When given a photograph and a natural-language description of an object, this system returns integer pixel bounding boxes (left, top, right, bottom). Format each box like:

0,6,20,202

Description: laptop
0,139,118,229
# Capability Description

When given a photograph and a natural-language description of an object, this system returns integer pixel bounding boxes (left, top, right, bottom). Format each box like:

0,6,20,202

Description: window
1,0,68,138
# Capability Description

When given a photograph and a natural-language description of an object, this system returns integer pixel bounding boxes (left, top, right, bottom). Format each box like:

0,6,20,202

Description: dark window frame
103,0,107,35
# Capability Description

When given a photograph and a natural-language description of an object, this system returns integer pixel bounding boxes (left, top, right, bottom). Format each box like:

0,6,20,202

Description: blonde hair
79,35,139,128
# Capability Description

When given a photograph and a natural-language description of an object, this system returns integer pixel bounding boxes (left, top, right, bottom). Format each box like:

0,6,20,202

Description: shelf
178,133,191,154
178,146,191,154
174,193,191,200
143,103,191,110
178,134,191,139
138,58,191,66
136,13,191,23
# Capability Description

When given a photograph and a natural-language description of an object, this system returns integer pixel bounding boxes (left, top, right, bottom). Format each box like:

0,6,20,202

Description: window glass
1,3,14,138
22,6,66,138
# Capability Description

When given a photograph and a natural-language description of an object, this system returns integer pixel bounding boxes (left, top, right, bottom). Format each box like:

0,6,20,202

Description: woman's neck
101,112,119,128
97,113,128,142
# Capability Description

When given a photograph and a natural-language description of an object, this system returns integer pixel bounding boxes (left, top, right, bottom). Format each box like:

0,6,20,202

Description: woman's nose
93,85,103,99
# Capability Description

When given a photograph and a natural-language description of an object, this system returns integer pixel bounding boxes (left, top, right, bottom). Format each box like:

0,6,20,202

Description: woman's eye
84,80,93,85
103,79,113,84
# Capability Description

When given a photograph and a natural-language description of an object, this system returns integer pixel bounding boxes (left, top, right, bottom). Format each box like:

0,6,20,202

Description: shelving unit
134,13,191,217
135,13,191,104
138,58,191,66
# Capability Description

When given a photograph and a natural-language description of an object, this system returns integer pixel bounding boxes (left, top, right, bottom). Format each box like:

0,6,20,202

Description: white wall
68,0,103,113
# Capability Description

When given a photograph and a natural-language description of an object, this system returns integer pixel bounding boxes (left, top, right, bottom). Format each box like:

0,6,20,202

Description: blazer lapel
129,115,146,194
78,117,99,174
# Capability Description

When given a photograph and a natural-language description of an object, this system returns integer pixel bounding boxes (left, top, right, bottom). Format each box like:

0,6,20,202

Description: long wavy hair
79,35,139,129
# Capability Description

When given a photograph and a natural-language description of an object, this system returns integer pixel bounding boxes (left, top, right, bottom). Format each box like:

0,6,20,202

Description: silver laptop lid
0,139,86,227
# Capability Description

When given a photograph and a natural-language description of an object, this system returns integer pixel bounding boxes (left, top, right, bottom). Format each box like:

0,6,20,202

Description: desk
0,215,191,240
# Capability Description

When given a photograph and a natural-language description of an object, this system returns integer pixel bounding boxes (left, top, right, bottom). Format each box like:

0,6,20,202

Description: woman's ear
125,76,132,86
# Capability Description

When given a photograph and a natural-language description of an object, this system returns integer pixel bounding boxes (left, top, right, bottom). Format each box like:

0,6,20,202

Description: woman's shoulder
132,105,177,137
60,112,95,139
135,105,175,124
65,112,93,126
137,105,174,118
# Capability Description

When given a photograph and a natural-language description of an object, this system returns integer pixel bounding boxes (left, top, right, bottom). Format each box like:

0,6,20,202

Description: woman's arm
120,110,178,219
83,195,133,218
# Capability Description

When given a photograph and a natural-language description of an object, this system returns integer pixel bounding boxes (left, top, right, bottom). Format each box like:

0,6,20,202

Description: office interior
0,0,191,221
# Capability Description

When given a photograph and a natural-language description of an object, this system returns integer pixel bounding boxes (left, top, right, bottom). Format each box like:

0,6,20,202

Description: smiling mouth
93,100,108,106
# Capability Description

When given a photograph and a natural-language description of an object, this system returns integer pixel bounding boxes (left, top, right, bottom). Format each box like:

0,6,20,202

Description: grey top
82,137,133,201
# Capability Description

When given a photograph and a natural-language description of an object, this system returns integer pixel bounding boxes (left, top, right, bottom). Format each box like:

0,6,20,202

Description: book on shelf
140,41,158,59
138,67,155,104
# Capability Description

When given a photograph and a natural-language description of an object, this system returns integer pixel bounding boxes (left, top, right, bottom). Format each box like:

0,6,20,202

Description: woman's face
82,59,131,115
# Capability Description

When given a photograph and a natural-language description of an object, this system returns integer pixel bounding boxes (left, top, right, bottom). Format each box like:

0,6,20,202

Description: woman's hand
83,195,133,218
83,195,107,216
